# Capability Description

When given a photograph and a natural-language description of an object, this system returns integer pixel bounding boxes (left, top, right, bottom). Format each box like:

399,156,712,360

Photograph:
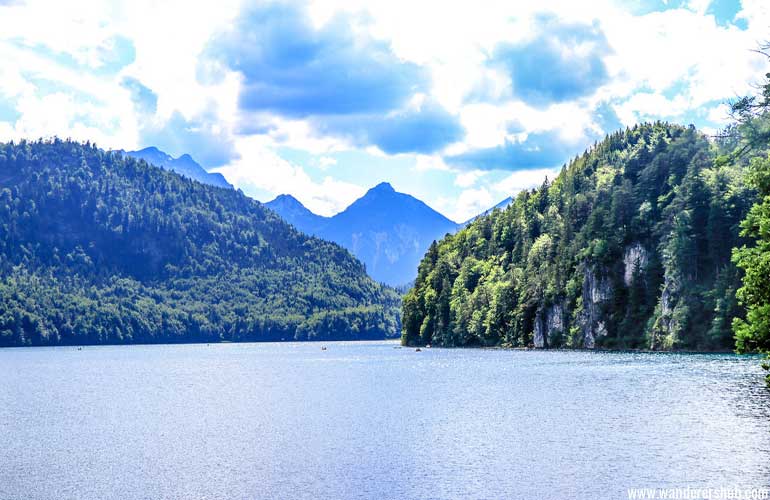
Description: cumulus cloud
317,156,337,170
445,130,581,171
120,76,157,115
453,187,495,222
214,136,365,216
454,170,484,188
317,99,464,155
488,15,612,106
119,74,236,168
89,35,136,75
138,107,238,168
707,102,731,124
204,2,425,117
202,1,462,155
494,167,562,195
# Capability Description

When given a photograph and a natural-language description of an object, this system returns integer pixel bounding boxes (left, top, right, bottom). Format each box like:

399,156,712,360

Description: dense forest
0,139,401,346
402,121,757,351
729,65,770,385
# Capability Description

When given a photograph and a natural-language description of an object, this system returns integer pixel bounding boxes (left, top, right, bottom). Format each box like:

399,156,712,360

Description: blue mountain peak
370,182,395,193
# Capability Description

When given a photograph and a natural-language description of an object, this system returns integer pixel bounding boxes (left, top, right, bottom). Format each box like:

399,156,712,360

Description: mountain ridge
122,146,233,189
266,182,459,286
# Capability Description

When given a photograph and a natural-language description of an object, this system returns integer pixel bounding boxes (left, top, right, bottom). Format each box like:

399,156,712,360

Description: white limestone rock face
533,303,565,348
650,270,683,350
623,243,649,286
579,265,612,348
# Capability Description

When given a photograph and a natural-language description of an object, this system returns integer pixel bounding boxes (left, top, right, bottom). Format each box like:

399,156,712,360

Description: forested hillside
0,139,400,346
402,122,755,351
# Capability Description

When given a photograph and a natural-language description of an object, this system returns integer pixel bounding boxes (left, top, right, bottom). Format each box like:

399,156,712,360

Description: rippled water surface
1,342,768,500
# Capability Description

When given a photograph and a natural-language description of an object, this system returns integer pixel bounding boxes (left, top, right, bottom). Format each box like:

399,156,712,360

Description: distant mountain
267,182,459,287
462,197,513,225
266,194,329,234
0,139,400,347
123,147,232,189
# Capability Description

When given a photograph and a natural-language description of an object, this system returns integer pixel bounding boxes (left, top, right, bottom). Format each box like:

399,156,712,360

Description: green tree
0,139,401,346
726,49,770,386
732,155,770,385
402,122,751,353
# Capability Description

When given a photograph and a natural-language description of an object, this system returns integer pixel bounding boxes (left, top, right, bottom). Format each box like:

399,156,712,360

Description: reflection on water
0,343,768,500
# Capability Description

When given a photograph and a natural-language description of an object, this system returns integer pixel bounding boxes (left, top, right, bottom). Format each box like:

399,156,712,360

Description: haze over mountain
122,147,232,189
267,182,459,287
266,194,330,233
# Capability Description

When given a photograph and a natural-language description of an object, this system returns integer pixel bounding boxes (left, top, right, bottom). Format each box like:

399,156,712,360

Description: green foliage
402,122,753,351
0,139,400,346
727,53,770,386
732,155,770,385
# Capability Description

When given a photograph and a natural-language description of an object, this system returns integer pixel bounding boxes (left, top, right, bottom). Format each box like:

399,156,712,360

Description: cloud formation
489,15,612,106
318,100,464,155
446,130,581,171
214,136,365,216
139,108,238,168
204,2,425,117
120,76,157,115
203,1,463,155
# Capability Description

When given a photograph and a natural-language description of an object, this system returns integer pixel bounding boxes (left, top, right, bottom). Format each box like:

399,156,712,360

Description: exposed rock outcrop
650,270,682,350
534,303,565,348
578,265,612,348
623,243,649,286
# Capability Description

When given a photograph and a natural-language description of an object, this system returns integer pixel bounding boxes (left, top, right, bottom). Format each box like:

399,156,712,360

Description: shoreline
400,343,750,355
0,338,758,356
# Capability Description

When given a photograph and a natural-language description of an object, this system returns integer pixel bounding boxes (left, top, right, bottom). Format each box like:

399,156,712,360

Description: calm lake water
1,342,768,500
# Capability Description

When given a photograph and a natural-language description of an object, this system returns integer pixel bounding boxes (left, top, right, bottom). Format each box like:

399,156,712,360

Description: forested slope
402,122,754,350
0,139,400,346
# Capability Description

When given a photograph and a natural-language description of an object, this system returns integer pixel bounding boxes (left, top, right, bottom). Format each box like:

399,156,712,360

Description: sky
0,0,768,221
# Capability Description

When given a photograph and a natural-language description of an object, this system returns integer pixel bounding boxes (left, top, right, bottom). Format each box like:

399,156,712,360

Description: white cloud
494,167,561,196
686,0,712,16
317,156,337,170
0,0,243,151
0,1,116,68
454,170,484,188
614,92,691,126
414,154,450,171
443,187,495,223
600,6,766,115
707,103,732,125
214,136,365,216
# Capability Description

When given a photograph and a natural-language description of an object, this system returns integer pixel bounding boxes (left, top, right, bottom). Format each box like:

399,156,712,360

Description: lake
1,342,768,500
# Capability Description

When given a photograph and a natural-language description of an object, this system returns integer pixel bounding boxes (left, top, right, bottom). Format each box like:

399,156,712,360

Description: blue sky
0,0,767,220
